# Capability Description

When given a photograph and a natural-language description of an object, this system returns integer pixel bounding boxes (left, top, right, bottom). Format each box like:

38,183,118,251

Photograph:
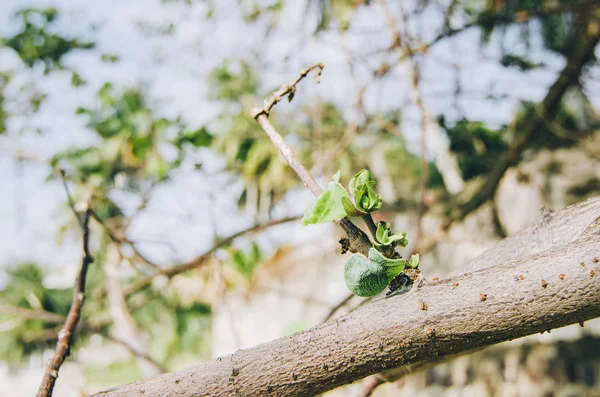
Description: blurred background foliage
0,0,599,394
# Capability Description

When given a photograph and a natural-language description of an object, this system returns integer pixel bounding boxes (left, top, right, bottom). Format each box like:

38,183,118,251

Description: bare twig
93,327,167,374
59,169,83,228
90,209,161,269
122,216,302,296
322,292,354,323
251,64,373,256
427,0,597,49
251,63,324,121
0,304,66,324
36,208,93,397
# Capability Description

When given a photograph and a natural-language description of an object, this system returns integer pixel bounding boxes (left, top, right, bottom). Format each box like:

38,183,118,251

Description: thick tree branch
36,208,93,397
92,197,600,397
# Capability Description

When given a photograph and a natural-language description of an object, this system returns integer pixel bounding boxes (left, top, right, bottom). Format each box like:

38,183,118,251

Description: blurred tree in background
0,0,598,395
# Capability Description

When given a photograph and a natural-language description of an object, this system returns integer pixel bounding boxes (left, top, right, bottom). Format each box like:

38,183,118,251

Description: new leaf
302,171,350,226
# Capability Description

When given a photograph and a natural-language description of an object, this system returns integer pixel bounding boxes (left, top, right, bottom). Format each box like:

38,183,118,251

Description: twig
251,63,324,121
90,209,161,269
0,304,66,324
59,169,83,228
122,216,302,296
322,292,354,322
426,0,596,49
92,327,167,374
36,208,93,397
251,64,373,256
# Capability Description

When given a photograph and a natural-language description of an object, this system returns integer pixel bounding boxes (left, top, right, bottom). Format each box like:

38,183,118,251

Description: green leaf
176,127,214,148
407,254,419,269
302,171,350,226
367,248,406,280
374,222,408,248
341,195,364,217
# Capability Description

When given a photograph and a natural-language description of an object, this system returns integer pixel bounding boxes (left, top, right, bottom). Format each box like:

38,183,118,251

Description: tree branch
91,196,600,397
36,207,93,397
122,216,302,296
0,304,66,324
427,0,598,49
453,9,600,221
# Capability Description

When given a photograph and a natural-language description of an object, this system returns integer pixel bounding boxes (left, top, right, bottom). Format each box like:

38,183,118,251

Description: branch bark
36,208,93,397
92,196,600,397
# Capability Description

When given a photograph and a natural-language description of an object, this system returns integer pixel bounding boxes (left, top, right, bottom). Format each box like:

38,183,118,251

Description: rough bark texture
93,197,600,397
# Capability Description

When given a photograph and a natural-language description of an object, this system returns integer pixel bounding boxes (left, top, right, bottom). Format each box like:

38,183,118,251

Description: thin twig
36,208,93,397
59,169,83,228
90,210,161,269
251,64,373,256
251,63,324,120
122,216,302,297
92,327,167,374
322,292,354,322
0,304,66,324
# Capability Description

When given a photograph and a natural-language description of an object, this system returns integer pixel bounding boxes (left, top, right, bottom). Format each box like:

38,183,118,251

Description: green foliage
0,263,72,364
440,117,508,180
71,71,86,87
208,59,258,101
228,242,262,279
302,170,419,296
302,169,383,226
0,72,9,135
500,54,542,71
130,290,211,363
516,100,585,149
374,221,407,250
315,0,358,32
175,127,214,148
302,171,350,226
348,170,382,214
540,11,576,56
100,53,120,63
52,84,191,193
1,8,94,71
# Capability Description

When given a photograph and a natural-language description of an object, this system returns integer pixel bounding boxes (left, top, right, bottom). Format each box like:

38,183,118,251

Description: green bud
349,169,382,213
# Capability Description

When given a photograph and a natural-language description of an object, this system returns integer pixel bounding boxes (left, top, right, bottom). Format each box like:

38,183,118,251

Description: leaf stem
361,214,378,241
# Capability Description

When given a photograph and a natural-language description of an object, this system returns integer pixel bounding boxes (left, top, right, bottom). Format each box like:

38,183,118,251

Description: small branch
322,292,354,323
253,114,323,198
0,304,66,324
90,210,161,269
59,169,83,228
427,0,597,49
251,63,324,120
89,326,167,374
360,214,378,240
36,208,94,397
252,64,372,256
122,216,302,297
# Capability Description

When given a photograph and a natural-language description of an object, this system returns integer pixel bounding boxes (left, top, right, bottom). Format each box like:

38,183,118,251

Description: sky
0,0,598,288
